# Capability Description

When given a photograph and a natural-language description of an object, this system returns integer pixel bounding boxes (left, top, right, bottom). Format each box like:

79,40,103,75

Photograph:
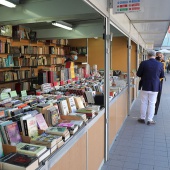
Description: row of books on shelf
0,55,65,68
0,69,35,82
0,88,101,169
0,42,66,55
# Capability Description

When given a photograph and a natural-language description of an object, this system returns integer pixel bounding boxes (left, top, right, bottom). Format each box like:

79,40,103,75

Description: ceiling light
52,21,72,30
0,0,16,8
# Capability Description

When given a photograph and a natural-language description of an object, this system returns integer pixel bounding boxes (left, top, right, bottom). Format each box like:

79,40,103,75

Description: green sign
10,91,17,98
21,90,27,97
1,93,10,100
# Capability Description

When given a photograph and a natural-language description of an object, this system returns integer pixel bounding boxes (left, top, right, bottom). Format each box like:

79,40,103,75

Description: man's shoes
147,120,156,125
138,118,145,124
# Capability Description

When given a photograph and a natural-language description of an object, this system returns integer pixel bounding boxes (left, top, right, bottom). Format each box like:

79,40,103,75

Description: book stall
0,62,128,170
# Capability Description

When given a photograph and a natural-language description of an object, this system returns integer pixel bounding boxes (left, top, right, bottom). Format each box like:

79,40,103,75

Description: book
20,114,32,135
23,117,38,137
74,96,85,109
0,152,38,170
4,122,22,146
35,113,48,130
16,142,47,157
69,112,87,122
30,133,62,148
45,127,68,137
0,137,4,158
45,106,59,126
58,122,74,128
0,120,13,144
58,100,69,115
76,108,96,118
66,96,77,113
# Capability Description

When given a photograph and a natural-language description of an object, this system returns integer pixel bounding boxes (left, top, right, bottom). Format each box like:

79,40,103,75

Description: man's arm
137,62,144,77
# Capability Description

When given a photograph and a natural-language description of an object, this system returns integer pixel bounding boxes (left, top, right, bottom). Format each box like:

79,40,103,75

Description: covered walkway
101,73,170,170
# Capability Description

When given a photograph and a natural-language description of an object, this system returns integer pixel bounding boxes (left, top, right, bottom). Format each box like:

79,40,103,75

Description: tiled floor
101,73,170,170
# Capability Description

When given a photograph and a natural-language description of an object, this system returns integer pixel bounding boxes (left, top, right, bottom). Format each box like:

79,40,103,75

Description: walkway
101,73,170,170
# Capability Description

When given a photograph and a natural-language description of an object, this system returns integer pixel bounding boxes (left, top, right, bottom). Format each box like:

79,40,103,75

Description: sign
113,0,141,13
21,90,27,97
9,91,17,98
0,93,10,100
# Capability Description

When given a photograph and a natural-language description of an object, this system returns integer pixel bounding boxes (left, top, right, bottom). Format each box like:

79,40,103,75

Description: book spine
23,120,28,136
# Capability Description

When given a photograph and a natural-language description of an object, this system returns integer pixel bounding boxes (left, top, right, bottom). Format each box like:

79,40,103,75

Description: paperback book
0,152,39,170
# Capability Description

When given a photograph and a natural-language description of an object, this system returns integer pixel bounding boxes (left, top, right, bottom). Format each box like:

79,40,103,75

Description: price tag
9,91,17,98
1,93,10,100
21,90,27,97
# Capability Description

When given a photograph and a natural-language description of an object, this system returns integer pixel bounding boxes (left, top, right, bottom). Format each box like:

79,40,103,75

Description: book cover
0,152,38,169
58,122,74,128
23,117,38,138
46,106,59,126
4,122,22,146
66,97,77,113
59,100,69,115
20,114,32,135
35,113,48,130
0,120,13,144
74,97,85,109
16,142,47,157
45,127,68,136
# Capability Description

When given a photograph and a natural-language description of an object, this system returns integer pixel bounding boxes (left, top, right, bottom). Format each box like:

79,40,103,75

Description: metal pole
104,7,111,162
127,37,131,115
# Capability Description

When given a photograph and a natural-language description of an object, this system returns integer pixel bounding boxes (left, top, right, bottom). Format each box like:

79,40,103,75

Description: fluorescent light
0,0,16,8
52,21,72,30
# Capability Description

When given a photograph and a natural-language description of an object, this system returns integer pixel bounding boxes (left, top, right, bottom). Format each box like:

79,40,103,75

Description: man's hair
147,50,156,57
156,52,162,56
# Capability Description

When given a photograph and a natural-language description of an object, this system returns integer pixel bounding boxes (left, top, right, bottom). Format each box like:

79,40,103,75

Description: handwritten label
21,90,27,97
1,93,9,100
10,91,17,98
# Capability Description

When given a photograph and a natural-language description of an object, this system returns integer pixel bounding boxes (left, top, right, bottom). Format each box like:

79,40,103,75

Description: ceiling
1,0,169,48
126,0,170,49
0,0,124,39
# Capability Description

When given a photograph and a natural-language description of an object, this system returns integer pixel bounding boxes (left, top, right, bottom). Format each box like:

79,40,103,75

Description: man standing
64,51,78,63
137,50,164,125
155,52,165,115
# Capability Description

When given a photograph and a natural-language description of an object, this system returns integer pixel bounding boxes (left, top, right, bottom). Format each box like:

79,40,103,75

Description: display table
38,87,128,170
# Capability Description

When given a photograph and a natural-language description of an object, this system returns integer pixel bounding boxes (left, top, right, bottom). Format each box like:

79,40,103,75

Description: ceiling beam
131,20,170,23
139,32,166,34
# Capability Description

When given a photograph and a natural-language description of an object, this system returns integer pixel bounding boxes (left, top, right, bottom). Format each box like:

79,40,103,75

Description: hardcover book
4,122,22,146
35,113,48,130
0,152,39,170
16,142,47,157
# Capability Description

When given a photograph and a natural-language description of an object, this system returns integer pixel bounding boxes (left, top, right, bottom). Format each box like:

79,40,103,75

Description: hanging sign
113,0,141,13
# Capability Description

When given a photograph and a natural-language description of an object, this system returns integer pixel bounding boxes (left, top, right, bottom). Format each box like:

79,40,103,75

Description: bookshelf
0,33,67,92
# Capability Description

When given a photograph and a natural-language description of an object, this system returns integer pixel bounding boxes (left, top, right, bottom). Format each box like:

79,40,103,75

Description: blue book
7,55,14,67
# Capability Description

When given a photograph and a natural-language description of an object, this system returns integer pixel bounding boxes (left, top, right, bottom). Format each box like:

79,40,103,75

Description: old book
35,113,48,130
0,152,38,170
57,139,64,148
4,122,22,146
16,142,47,157
23,117,38,137
45,127,68,137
